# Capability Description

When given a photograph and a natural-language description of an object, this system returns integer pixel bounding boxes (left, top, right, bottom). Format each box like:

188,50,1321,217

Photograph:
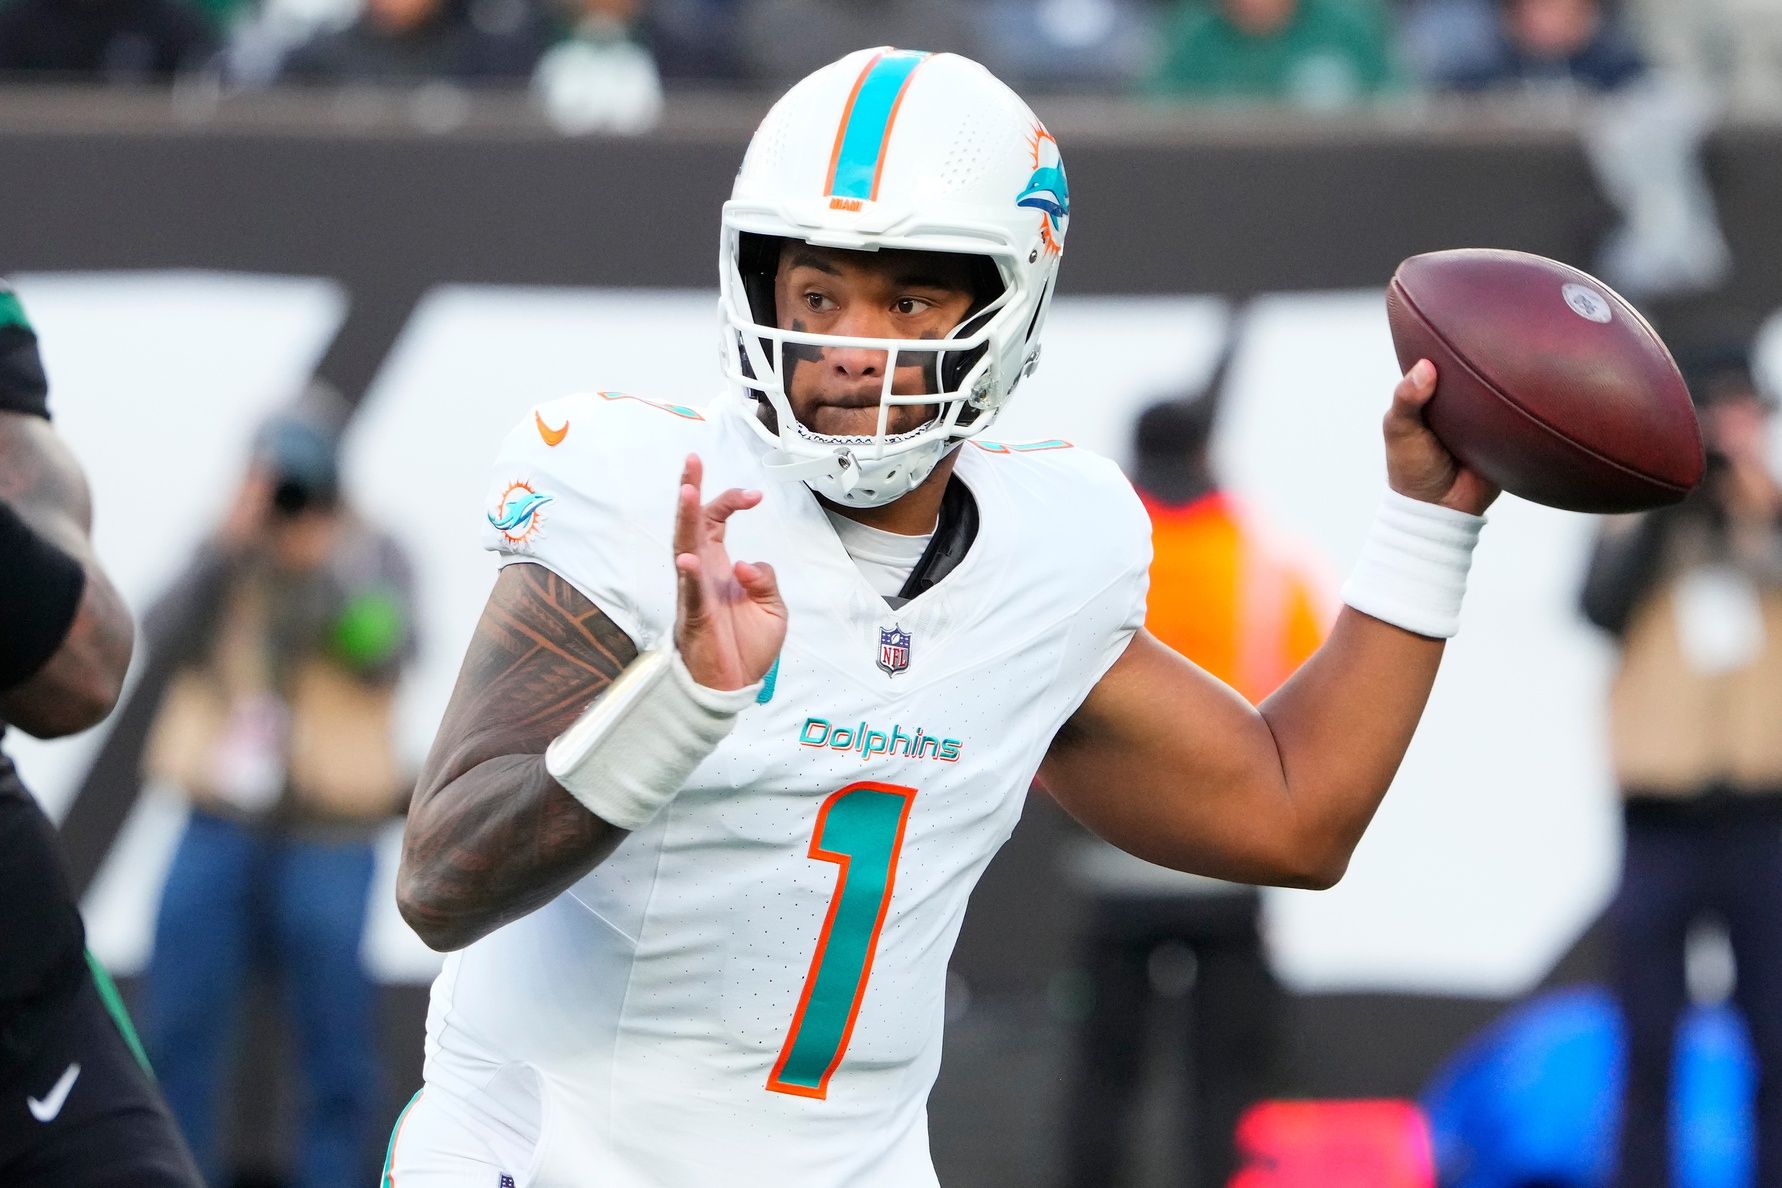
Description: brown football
1386,249,1703,513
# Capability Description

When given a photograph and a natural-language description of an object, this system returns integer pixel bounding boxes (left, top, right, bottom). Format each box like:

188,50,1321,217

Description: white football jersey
420,389,1150,1186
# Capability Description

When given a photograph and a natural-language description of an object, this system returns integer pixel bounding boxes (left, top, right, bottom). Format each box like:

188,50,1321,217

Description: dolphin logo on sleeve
488,480,554,545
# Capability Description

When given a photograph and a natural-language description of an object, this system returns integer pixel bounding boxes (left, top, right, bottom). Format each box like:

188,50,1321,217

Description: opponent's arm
1040,361,1494,889
0,411,135,738
397,563,638,952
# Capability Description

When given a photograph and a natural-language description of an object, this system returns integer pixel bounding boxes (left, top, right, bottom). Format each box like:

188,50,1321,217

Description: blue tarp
1421,987,1753,1187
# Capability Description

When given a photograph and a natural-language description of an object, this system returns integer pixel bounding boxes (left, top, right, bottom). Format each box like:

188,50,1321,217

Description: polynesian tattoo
400,562,638,949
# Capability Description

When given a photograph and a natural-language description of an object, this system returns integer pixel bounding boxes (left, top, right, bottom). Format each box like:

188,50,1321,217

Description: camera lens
272,476,314,517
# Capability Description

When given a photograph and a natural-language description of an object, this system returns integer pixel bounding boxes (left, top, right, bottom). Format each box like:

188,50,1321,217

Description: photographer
138,401,417,1188
1581,350,1782,1187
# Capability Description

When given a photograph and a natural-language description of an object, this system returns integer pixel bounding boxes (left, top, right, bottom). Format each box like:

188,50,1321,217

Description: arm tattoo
400,562,640,949
0,412,135,736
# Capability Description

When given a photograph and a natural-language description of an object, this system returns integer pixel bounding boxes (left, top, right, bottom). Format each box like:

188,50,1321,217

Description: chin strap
761,446,859,490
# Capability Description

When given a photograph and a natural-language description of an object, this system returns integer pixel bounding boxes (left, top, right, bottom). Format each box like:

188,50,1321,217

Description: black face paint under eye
915,328,943,391
783,318,823,381
779,317,949,403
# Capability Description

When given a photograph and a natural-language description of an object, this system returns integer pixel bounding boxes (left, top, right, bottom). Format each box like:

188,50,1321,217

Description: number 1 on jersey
767,781,916,1100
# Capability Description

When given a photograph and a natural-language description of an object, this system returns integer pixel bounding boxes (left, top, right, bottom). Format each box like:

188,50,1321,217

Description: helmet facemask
717,48,1067,507
721,229,1030,507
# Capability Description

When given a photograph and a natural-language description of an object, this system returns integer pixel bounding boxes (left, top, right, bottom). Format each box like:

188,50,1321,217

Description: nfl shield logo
877,625,912,677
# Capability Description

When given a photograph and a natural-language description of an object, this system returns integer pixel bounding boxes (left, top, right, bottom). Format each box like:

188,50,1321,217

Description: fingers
672,454,704,564
673,455,707,621
675,547,707,627
703,487,764,531
673,454,762,547
1393,359,1437,412
1384,359,1438,440
674,454,770,628
734,559,784,613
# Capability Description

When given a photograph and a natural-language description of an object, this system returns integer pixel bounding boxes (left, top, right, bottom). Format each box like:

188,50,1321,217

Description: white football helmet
720,47,1069,507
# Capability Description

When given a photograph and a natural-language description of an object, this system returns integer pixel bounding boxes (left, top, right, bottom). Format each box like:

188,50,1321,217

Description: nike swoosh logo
535,411,569,447
27,1062,79,1123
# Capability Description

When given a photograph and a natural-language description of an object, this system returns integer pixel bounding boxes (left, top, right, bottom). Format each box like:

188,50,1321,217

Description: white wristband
544,650,761,830
1341,489,1486,639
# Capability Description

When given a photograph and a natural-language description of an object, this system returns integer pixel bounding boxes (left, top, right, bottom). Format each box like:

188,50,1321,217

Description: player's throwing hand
1382,360,1499,518
673,453,788,691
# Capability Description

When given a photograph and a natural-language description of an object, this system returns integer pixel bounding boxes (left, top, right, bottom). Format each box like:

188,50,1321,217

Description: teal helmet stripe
825,50,931,202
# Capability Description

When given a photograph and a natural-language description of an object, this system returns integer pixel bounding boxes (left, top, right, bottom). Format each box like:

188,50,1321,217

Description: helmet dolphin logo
1016,164,1070,230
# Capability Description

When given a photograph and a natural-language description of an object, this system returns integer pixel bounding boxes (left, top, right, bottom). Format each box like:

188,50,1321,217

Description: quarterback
390,48,1494,1186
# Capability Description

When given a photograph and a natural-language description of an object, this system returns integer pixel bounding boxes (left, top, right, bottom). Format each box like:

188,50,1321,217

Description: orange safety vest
1140,490,1330,705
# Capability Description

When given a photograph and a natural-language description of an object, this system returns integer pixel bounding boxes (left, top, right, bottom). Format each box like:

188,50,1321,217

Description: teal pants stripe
382,1090,423,1187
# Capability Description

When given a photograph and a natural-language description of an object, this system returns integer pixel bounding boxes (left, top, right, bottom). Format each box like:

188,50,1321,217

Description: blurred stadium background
6,0,1782,1184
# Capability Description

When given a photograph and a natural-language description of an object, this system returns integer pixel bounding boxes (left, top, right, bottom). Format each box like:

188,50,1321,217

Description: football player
389,48,1495,1186
0,282,203,1186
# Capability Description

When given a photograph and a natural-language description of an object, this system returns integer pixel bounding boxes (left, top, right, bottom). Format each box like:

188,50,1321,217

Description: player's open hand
673,454,788,691
1382,360,1499,517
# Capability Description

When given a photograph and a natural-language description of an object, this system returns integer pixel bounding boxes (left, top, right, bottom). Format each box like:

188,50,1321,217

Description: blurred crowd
2,0,1782,131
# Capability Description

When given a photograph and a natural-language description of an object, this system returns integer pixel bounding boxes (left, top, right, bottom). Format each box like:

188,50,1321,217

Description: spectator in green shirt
1146,0,1399,107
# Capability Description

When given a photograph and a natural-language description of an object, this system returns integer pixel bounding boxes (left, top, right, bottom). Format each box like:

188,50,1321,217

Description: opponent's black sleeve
0,502,86,690
0,283,50,421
